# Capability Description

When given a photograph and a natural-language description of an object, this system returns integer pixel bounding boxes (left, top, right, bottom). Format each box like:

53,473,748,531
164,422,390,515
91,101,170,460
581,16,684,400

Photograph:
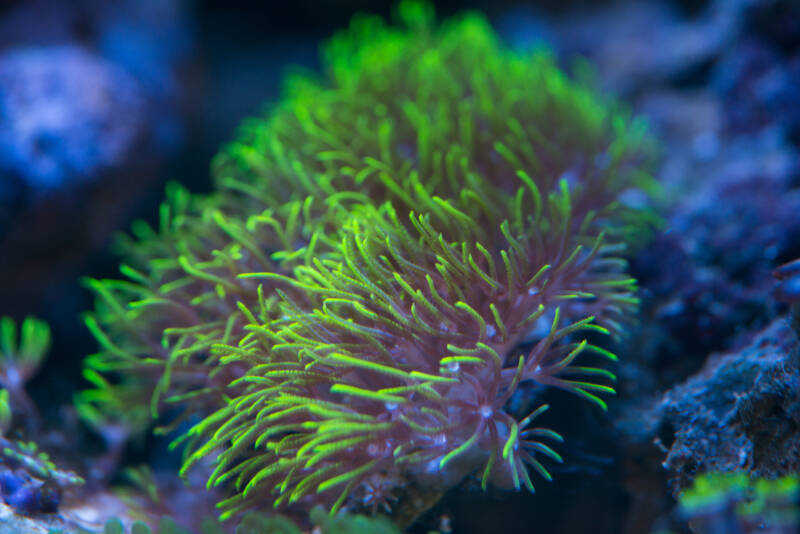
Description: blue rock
0,45,147,193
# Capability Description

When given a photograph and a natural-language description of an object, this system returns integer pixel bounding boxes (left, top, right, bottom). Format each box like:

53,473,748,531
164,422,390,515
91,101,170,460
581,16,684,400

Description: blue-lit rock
0,45,146,192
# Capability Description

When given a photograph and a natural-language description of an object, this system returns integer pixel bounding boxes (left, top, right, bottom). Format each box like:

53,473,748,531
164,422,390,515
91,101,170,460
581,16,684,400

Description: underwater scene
0,0,798,532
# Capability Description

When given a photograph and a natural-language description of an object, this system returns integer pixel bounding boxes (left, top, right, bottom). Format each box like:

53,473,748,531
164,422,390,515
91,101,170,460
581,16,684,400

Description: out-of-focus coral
0,390,11,435
0,319,83,517
0,316,50,385
0,438,84,515
73,366,152,484
0,316,51,431
675,472,799,534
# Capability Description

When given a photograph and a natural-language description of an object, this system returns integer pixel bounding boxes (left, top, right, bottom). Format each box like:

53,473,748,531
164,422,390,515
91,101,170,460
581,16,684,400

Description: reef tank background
0,0,798,533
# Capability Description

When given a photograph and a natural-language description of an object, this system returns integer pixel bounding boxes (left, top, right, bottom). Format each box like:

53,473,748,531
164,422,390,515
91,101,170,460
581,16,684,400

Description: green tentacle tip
0,315,51,388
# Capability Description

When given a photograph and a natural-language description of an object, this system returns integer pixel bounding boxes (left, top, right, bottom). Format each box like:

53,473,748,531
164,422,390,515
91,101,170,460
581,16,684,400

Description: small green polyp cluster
678,472,799,533
0,315,50,391
82,1,656,522
0,315,51,432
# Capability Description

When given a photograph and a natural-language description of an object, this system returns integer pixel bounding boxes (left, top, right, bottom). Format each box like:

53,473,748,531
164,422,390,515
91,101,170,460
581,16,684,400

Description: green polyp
80,0,657,522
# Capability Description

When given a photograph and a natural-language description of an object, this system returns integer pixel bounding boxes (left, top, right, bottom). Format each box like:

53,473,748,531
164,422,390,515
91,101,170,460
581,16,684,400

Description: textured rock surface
656,319,800,491
614,318,800,533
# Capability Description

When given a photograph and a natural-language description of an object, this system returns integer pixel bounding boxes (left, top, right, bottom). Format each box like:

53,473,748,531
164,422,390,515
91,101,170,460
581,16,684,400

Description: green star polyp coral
82,0,656,522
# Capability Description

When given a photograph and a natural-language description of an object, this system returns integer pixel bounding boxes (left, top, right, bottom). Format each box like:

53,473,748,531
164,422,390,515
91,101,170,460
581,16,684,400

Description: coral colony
81,0,655,524
0,316,84,516
677,473,799,534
